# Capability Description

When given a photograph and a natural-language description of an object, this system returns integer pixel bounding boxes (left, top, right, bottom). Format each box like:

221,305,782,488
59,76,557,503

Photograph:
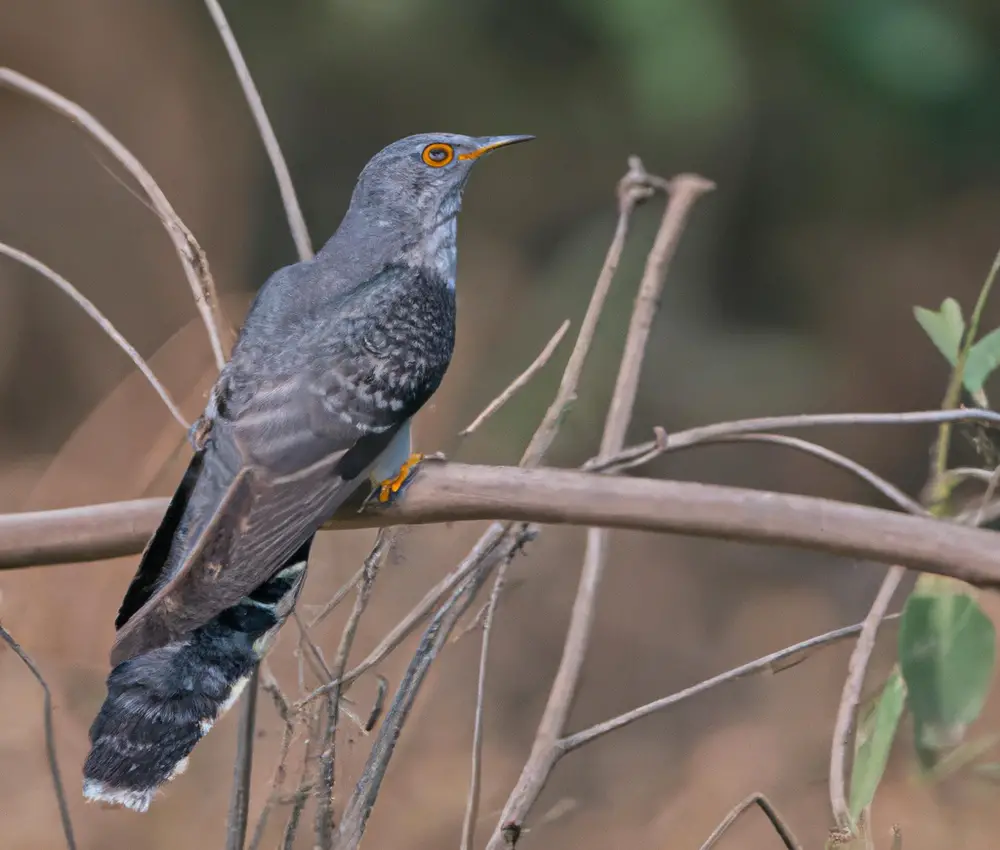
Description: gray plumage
83,132,532,811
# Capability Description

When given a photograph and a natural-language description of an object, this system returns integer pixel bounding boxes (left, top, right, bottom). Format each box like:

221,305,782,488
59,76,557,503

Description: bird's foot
375,452,425,505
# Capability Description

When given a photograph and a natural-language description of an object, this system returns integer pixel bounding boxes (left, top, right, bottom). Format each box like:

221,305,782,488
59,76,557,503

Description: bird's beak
458,134,535,161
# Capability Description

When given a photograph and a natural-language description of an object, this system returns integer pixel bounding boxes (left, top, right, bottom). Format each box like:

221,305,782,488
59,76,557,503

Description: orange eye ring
421,143,454,168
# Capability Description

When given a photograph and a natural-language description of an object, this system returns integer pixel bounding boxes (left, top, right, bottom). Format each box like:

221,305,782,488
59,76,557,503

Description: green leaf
914,298,965,365
899,587,996,767
964,326,1000,393
849,667,906,823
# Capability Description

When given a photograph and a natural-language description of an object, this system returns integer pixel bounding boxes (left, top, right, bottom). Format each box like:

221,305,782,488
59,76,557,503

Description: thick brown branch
2,463,999,585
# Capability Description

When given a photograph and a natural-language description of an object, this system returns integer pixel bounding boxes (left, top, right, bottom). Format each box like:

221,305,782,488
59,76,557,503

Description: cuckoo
82,132,533,812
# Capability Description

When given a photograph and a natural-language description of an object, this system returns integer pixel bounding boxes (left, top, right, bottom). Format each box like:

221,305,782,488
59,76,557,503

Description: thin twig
559,615,900,752
226,665,260,850
306,563,366,628
694,433,929,516
698,793,802,850
459,319,571,437
0,67,229,368
248,666,298,850
486,170,714,849
829,566,904,829
0,241,189,429
587,408,1000,475
297,522,511,709
201,0,313,261
315,530,393,849
0,623,77,850
333,546,503,849
460,560,511,850
519,156,656,468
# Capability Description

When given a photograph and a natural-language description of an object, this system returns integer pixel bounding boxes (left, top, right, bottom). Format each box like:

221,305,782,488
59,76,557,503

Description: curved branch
0,241,188,429
1,462,998,586
0,67,230,368
589,408,1000,474
693,433,929,516
201,0,313,261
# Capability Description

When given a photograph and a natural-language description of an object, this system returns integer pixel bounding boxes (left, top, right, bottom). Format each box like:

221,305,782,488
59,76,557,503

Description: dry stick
314,530,393,850
0,242,189,429
7,467,1000,583
0,623,77,850
698,792,802,850
559,614,900,753
333,543,503,850
201,0,313,261
332,159,657,850
460,560,511,850
519,157,655,468
459,319,571,437
290,614,365,733
226,667,259,850
0,68,229,368
5,405,996,569
690,433,929,516
487,172,715,848
828,567,904,829
298,521,514,708
248,668,298,850
588,408,1000,474
307,563,367,628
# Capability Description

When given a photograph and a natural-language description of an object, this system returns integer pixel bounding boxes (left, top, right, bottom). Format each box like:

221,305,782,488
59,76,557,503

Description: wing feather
110,263,455,664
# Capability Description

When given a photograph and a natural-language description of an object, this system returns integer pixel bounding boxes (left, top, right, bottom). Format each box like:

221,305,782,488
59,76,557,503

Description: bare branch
315,530,393,849
698,793,802,850
588,408,1000,475
248,666,297,850
305,563,367,629
559,615,900,752
0,241,188,429
693,433,929,516
459,320,570,437
226,665,259,850
333,542,503,849
201,0,313,261
4,464,1000,585
519,156,656,467
0,67,230,368
829,566,905,829
296,521,512,709
486,170,715,848
0,623,77,850
460,560,511,850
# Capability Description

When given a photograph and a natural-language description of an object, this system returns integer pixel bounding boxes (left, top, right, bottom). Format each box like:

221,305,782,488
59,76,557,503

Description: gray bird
82,132,532,812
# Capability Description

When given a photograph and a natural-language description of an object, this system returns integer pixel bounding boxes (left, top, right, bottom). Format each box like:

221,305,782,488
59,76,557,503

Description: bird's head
347,133,534,235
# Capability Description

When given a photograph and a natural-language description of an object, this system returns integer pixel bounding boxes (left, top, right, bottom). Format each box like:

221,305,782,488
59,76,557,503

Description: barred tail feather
83,551,309,812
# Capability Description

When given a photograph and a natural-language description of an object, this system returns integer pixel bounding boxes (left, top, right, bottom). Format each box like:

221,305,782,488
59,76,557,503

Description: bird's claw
375,452,425,505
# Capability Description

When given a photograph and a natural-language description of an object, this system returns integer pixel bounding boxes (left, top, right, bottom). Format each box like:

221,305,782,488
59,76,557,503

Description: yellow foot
377,452,424,503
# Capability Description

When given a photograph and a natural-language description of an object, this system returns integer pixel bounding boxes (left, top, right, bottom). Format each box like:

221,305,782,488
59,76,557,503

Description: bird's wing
111,265,455,665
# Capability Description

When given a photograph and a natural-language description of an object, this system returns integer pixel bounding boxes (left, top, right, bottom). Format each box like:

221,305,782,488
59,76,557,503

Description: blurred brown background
3,1,1000,847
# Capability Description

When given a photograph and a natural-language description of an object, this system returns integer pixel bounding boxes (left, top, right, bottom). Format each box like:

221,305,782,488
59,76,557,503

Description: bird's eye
421,143,454,168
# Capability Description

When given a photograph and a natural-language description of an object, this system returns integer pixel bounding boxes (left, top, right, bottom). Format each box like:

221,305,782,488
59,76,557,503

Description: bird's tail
82,548,309,812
